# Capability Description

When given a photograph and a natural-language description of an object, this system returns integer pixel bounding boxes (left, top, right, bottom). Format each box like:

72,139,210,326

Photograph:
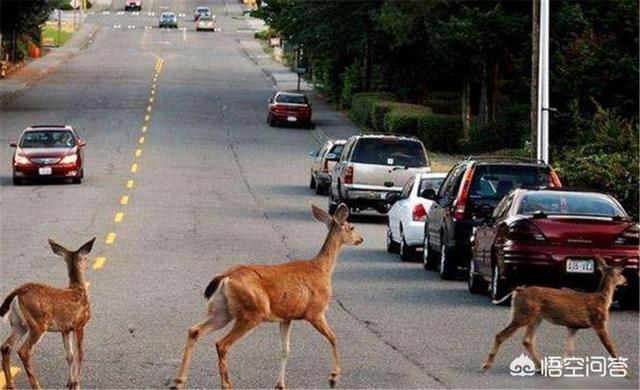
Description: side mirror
267,99,273,104
78,139,87,147
420,188,437,200
324,153,338,162
9,142,16,148
308,149,318,157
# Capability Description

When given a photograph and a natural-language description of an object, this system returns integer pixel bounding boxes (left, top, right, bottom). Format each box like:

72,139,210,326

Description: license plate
287,116,298,122
39,167,52,175
566,259,595,274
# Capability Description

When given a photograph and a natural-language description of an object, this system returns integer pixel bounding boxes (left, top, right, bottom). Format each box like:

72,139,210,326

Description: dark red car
469,188,639,308
10,125,86,185
267,91,313,128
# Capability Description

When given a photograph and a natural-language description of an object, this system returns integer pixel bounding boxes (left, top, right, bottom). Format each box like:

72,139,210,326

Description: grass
42,26,74,47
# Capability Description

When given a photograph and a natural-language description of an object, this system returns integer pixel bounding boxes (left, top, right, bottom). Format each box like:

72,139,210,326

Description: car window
438,164,463,198
275,94,308,104
350,138,426,167
328,144,344,158
341,139,355,163
469,165,550,200
400,177,415,199
199,16,212,21
20,131,75,148
419,177,445,195
317,143,328,158
493,192,515,219
518,192,625,217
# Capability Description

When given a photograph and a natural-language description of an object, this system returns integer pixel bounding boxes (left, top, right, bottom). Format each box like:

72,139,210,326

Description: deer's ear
77,237,96,256
48,239,69,257
614,257,628,271
334,203,349,223
311,204,332,227
594,256,608,271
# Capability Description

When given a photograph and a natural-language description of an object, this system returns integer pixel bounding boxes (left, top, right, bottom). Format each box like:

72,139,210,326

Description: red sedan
267,91,313,128
469,188,639,308
10,125,86,185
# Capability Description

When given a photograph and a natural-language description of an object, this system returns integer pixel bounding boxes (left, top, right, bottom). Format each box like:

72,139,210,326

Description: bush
417,114,463,153
349,92,397,128
382,104,433,135
426,98,460,114
371,101,402,132
254,29,276,40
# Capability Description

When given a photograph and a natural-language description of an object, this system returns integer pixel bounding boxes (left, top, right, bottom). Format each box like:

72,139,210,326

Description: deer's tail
0,289,18,320
204,275,227,300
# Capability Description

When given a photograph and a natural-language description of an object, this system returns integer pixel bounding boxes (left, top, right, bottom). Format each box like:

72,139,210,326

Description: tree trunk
461,81,471,141
530,0,540,157
362,39,370,92
478,61,489,125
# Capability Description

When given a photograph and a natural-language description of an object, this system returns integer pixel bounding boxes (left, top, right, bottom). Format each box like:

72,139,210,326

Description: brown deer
172,204,363,390
481,256,629,372
0,238,95,390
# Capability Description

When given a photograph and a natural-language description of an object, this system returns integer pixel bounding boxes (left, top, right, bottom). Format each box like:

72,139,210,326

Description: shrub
417,114,463,153
371,101,402,132
349,92,397,128
429,91,459,100
426,98,460,114
382,104,433,135
254,29,276,40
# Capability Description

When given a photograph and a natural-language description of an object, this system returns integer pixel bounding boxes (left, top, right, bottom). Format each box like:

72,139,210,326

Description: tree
0,0,61,61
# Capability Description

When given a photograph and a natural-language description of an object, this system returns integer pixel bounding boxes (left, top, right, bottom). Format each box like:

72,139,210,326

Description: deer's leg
2,324,27,390
173,314,231,389
307,316,340,389
594,326,618,358
61,332,75,389
522,317,543,370
17,329,44,389
275,321,291,390
71,327,84,390
216,317,261,390
481,322,522,372
564,328,578,359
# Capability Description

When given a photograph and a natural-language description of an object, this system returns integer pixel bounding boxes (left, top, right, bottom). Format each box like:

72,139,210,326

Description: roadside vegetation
42,25,74,47
254,0,639,217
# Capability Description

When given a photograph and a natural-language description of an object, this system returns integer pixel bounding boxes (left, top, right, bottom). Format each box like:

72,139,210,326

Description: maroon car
10,125,86,185
267,91,313,128
468,188,639,307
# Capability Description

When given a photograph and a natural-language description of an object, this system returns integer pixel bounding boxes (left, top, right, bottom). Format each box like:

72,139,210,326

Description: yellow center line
120,195,130,205
105,233,117,244
147,106,152,112
141,125,147,133
138,136,145,145
126,180,134,189
93,257,106,270
131,163,138,173
0,367,21,388
150,89,155,95
149,97,154,103
135,149,142,157
114,212,124,223
144,115,150,122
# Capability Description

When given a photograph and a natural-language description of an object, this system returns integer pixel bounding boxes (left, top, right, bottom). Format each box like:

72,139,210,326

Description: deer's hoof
6,382,17,390
171,379,185,390
274,383,285,390
480,364,491,373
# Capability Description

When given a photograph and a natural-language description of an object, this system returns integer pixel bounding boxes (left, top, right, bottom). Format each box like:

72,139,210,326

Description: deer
481,256,629,373
0,237,95,390
172,203,363,390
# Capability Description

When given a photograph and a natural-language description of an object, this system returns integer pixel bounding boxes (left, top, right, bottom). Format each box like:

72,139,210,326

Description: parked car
386,173,447,261
125,0,142,11
10,125,86,185
196,15,215,31
309,139,346,195
422,157,562,279
194,6,211,20
468,188,639,308
328,135,431,215
267,92,313,128
159,12,178,28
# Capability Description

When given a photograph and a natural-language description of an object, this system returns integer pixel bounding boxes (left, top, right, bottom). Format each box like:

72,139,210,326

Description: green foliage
382,104,433,135
426,98,460,115
349,92,397,128
371,101,401,132
254,29,276,40
417,114,463,153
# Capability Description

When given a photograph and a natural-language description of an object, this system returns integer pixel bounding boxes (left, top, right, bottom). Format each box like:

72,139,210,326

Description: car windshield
518,192,625,217
20,131,75,148
197,8,209,13
419,177,445,194
351,138,427,167
328,144,344,157
469,165,550,199
276,94,307,104
199,16,212,21
162,14,175,20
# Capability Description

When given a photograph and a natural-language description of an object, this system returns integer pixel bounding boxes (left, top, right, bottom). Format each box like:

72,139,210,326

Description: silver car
196,15,215,31
194,6,211,20
328,135,431,214
308,139,346,195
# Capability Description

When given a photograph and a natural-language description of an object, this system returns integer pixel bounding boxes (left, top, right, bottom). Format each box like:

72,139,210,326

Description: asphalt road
0,0,638,388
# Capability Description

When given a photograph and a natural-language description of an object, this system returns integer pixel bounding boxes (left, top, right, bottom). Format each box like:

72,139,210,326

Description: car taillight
549,169,562,187
614,224,640,246
274,105,286,113
412,204,427,221
344,165,354,184
507,220,547,242
453,165,475,220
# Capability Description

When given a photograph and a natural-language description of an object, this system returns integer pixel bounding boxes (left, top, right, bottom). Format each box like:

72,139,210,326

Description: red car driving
10,125,86,185
469,188,639,308
267,91,313,128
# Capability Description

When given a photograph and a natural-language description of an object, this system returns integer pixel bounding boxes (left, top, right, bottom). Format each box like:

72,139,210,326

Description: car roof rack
465,155,546,164
28,124,69,129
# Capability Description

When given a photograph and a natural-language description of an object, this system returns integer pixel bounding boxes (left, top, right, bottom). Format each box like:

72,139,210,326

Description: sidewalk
0,22,98,105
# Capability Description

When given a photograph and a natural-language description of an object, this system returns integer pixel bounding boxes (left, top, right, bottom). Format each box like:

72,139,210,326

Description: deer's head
311,203,364,246
48,237,96,273
595,256,628,288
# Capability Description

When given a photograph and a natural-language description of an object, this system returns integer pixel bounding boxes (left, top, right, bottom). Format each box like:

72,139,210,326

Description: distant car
10,125,86,185
194,6,211,20
159,12,178,28
422,156,562,279
309,139,346,195
468,188,639,308
267,92,313,128
125,0,142,11
196,15,215,31
328,135,431,215
387,173,447,261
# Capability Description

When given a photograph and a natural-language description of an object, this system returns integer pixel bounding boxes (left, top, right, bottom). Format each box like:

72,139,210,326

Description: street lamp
536,0,550,163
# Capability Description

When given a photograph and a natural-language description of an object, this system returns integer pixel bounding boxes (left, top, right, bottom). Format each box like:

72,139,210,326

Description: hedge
417,114,463,153
349,92,397,128
371,101,407,132
382,104,433,135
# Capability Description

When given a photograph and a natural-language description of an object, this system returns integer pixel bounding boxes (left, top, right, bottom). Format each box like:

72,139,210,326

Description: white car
309,139,346,195
386,173,447,261
196,15,215,31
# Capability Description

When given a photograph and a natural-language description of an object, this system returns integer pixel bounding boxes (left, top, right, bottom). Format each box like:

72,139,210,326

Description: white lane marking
127,25,135,29
182,27,187,41
117,11,124,15
132,11,139,15
144,26,153,30
114,25,121,29
215,28,222,32
157,41,170,45
147,12,155,16
102,11,110,15
178,13,186,17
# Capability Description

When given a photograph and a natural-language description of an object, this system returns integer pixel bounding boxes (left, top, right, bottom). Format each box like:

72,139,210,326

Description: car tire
268,114,276,127
315,182,326,195
309,175,316,189
400,232,415,262
12,177,22,186
386,225,400,254
422,234,439,270
491,264,510,304
72,176,82,184
307,122,315,129
439,242,457,280
468,260,488,295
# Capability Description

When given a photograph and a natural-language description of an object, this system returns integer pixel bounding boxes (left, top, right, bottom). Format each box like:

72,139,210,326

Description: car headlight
60,154,78,164
14,154,30,165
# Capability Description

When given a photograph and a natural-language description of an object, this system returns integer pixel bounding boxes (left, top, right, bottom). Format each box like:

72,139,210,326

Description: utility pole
530,0,539,157
57,9,62,47
536,0,550,163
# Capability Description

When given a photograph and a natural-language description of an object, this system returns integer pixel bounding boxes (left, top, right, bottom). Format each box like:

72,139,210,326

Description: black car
421,157,562,279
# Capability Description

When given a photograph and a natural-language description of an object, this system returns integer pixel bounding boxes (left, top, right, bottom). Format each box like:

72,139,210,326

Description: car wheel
491,264,510,304
315,182,326,195
422,234,439,270
468,260,488,295
386,225,400,254
400,231,415,262
268,114,276,127
72,176,82,184
439,242,457,280
309,175,316,189
307,121,315,129
12,177,22,186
